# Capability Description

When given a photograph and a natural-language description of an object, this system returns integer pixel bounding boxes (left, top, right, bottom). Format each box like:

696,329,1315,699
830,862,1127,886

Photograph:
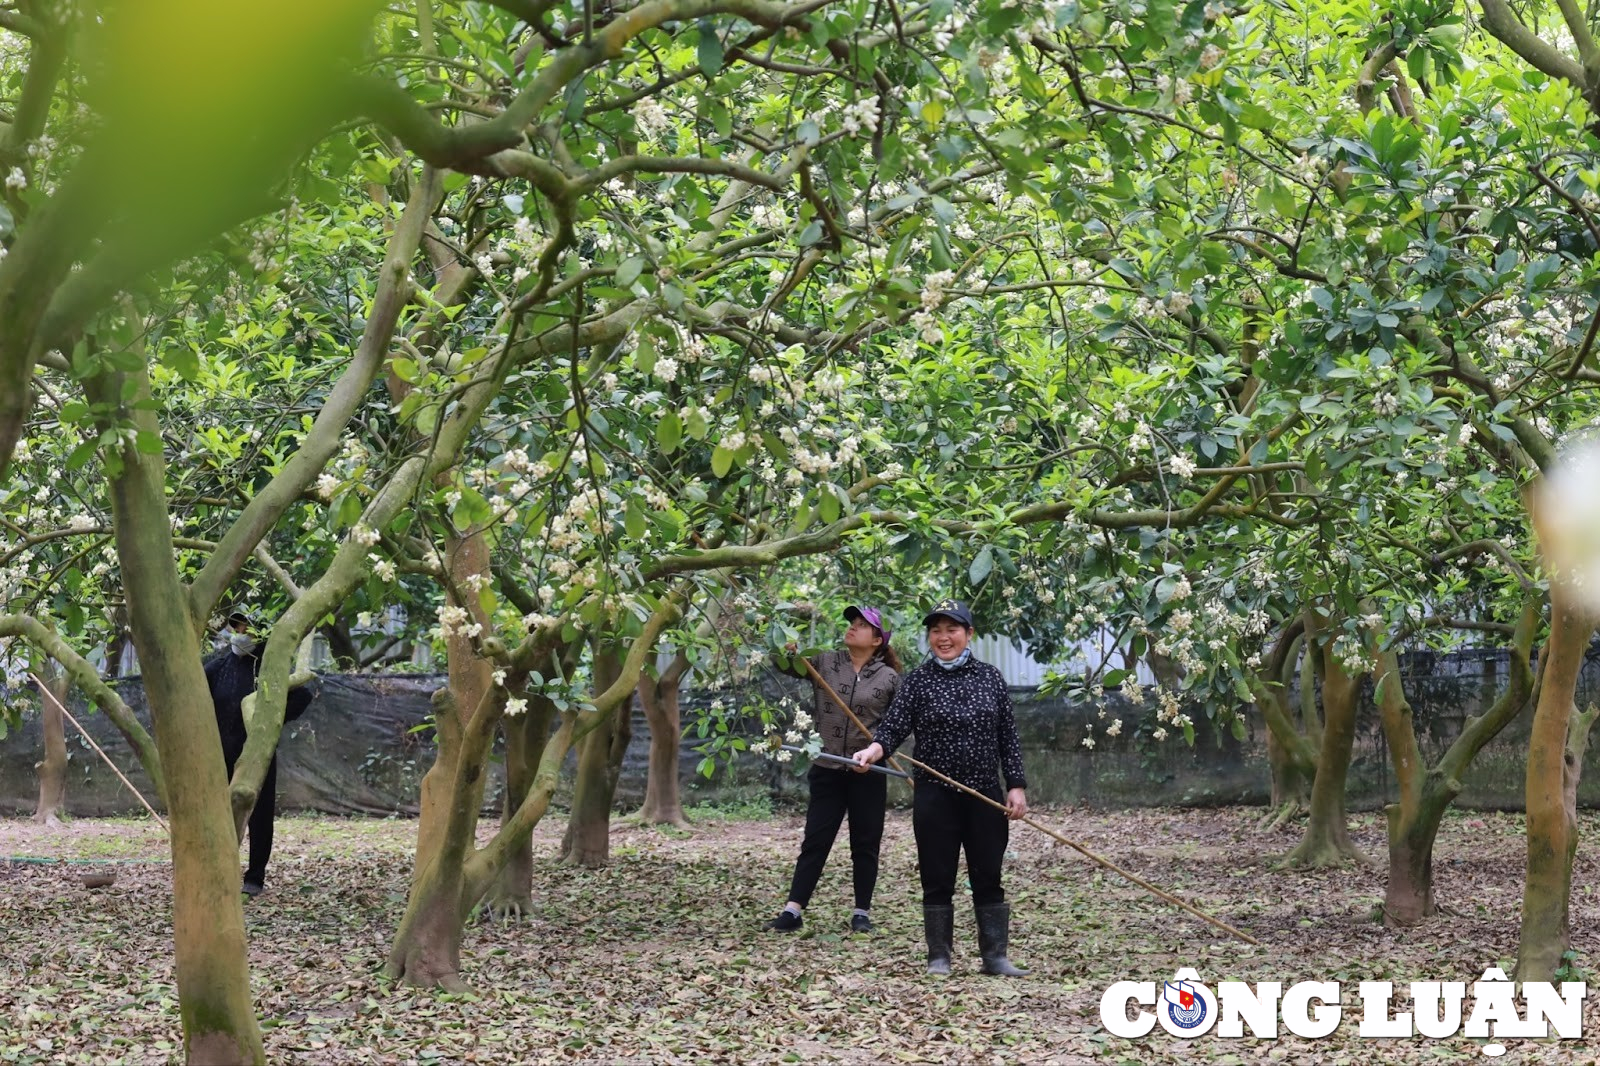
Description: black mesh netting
5,642,1600,816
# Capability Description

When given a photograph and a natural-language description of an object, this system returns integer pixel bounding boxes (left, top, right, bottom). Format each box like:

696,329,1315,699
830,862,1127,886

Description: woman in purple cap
853,599,1029,976
765,605,902,934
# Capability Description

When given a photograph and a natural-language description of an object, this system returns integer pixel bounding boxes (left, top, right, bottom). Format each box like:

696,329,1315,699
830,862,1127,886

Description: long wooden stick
805,662,1260,946
29,672,170,835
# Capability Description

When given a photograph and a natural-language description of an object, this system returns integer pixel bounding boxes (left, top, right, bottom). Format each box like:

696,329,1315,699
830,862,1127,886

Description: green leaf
697,21,724,77
66,439,98,470
711,445,735,478
625,500,647,540
657,411,683,454
451,486,492,531
134,430,164,455
616,257,645,287
334,492,363,530
969,546,995,585
819,488,840,524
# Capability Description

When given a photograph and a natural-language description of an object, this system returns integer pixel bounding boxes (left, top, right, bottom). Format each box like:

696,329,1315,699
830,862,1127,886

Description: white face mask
227,630,257,656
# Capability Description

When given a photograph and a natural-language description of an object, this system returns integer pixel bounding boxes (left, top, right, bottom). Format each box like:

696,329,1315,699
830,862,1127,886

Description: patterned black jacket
873,654,1027,794
786,650,900,766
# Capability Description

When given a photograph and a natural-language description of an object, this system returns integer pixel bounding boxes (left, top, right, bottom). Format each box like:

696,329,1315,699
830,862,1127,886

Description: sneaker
850,913,873,934
765,909,803,932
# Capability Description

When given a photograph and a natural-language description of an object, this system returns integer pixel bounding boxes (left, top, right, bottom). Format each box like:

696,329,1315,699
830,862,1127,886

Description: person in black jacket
206,610,315,896
853,599,1028,977
765,605,902,934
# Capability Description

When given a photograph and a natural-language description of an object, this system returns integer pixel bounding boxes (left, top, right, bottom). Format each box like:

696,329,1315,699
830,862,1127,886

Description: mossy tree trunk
1280,613,1365,868
1252,617,1317,832
31,662,67,826
1516,582,1596,980
89,362,264,1063
636,650,691,829
561,642,634,867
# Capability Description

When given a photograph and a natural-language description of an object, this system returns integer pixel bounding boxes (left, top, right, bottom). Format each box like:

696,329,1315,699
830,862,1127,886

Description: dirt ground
2,806,1600,1064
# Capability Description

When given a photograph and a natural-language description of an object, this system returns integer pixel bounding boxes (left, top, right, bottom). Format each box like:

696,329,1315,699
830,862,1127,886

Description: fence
4,643,1600,817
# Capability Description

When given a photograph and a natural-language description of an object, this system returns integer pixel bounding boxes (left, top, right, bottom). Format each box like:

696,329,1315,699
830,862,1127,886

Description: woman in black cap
853,599,1029,976
206,609,316,896
765,605,902,934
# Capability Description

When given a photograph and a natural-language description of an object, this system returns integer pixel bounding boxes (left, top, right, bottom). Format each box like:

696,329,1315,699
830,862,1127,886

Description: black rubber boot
975,902,1027,976
923,905,953,975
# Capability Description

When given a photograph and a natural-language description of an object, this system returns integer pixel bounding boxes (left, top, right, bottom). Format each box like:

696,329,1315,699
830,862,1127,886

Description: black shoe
850,913,873,934
975,902,1027,976
241,877,265,898
765,909,803,932
923,904,953,975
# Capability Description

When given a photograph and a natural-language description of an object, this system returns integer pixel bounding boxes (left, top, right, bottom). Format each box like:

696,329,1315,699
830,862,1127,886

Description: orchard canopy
5,0,1600,1061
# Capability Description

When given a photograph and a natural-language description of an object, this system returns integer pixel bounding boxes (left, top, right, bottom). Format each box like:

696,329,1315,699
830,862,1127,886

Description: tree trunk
1265,727,1312,807
636,652,691,828
1517,586,1596,980
1253,623,1316,832
91,363,264,1063
409,688,464,889
392,528,495,985
1281,621,1364,868
485,695,555,920
319,622,360,671
1380,603,1539,928
561,645,632,867
387,850,468,992
32,666,67,826
103,607,130,679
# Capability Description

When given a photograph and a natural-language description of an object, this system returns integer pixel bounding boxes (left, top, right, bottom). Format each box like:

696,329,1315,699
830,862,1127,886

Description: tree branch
188,166,445,620
1477,0,1589,90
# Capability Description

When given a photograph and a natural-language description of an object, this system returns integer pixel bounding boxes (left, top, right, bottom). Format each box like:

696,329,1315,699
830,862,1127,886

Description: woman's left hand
1005,788,1027,820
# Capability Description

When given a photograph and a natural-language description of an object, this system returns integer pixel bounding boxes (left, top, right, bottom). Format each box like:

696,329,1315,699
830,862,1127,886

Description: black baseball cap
922,598,974,629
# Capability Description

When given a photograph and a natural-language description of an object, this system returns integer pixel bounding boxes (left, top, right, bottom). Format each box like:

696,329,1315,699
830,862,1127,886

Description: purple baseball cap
843,605,890,639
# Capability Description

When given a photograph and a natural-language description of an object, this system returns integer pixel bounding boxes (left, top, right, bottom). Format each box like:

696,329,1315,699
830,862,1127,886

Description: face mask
227,630,257,656
933,648,971,670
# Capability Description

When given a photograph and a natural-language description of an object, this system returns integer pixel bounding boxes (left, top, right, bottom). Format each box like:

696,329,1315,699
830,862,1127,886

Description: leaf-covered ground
3,806,1600,1064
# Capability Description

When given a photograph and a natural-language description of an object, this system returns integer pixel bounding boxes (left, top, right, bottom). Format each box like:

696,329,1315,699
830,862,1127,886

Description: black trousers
785,764,887,909
913,780,1008,907
223,748,278,885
